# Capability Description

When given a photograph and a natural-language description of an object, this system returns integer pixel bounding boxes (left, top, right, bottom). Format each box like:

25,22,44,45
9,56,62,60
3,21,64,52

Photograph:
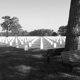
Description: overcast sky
0,0,71,32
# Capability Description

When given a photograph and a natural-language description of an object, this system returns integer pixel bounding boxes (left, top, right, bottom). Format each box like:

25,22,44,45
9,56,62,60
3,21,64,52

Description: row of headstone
44,37,57,48
28,37,39,47
44,37,53,45
0,36,39,51
45,36,66,44
0,36,66,50
46,36,66,43
44,36,66,48
14,37,39,50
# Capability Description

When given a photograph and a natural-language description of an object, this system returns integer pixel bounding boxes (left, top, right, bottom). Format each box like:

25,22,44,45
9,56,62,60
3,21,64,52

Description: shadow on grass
0,47,80,80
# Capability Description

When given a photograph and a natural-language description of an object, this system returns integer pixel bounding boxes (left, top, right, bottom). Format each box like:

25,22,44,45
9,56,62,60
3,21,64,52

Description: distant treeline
0,15,68,36
0,29,58,36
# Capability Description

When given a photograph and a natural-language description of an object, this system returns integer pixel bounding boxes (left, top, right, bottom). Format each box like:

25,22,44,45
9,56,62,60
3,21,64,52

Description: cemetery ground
0,46,80,80
0,36,80,80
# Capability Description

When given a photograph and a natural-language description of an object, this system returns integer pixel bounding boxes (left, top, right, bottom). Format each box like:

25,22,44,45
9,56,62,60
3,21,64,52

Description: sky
0,0,71,32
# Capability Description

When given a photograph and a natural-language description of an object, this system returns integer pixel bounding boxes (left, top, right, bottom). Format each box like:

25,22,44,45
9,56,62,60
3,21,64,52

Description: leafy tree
22,30,30,36
1,16,23,36
65,0,80,51
52,32,58,36
10,17,22,36
29,29,54,36
58,26,67,36
1,16,12,37
44,29,54,36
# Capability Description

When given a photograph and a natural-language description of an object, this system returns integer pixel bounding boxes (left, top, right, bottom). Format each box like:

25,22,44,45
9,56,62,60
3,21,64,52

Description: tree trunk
65,0,80,51
6,28,8,37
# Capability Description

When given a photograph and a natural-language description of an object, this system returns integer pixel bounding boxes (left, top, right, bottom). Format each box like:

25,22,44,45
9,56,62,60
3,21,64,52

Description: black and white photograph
0,0,80,80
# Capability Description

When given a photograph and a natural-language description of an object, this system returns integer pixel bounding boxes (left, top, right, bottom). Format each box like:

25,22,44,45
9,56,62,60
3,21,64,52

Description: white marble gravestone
40,37,43,49
29,42,32,47
53,42,57,48
24,45,28,51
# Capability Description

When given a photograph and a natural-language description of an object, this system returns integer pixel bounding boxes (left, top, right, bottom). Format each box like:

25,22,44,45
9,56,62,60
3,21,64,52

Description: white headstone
51,41,53,45
21,41,24,45
2,39,5,43
56,39,58,43
24,45,28,51
15,38,18,44
9,38,15,46
24,38,27,43
60,40,62,44
53,43,57,48
16,45,19,48
5,38,8,44
29,42,32,47
40,37,43,49
63,38,65,42
10,42,12,46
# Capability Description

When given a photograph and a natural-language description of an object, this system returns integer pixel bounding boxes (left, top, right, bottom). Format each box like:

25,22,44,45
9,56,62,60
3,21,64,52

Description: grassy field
0,45,80,80
0,37,80,80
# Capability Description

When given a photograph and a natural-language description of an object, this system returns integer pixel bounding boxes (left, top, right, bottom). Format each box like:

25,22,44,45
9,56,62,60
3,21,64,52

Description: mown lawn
0,46,80,80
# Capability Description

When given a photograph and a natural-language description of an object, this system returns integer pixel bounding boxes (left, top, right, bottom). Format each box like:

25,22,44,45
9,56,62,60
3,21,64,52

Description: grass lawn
0,45,80,80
